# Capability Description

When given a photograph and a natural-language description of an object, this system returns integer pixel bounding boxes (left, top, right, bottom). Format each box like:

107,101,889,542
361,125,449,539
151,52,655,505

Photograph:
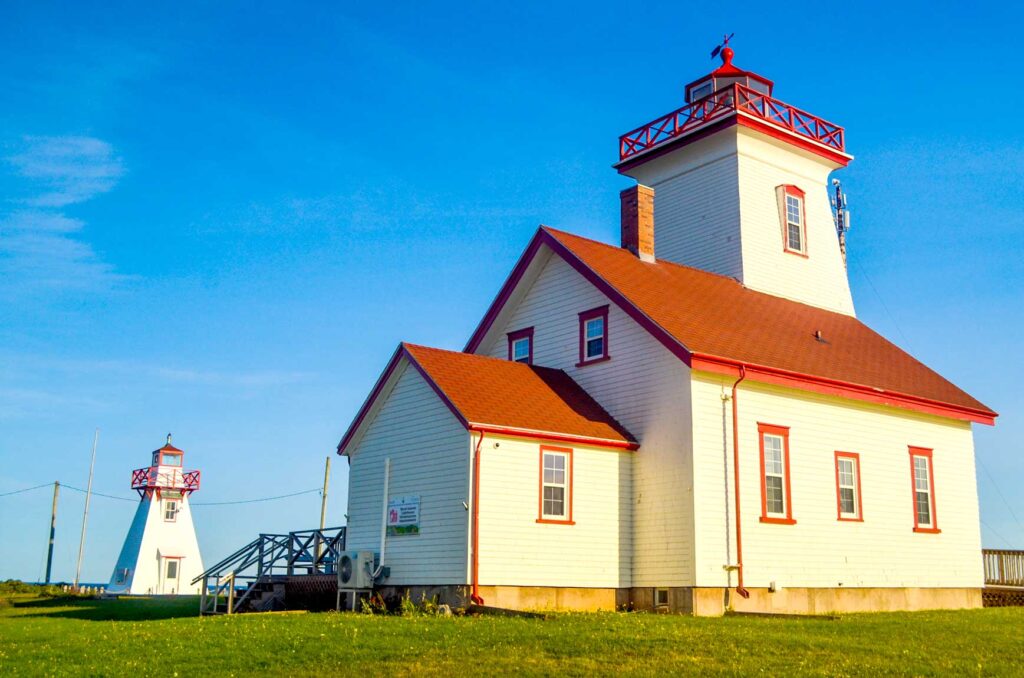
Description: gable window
537,446,574,524
758,423,795,524
834,452,863,521
777,185,807,256
507,327,534,364
577,306,609,366
164,499,178,522
909,447,939,533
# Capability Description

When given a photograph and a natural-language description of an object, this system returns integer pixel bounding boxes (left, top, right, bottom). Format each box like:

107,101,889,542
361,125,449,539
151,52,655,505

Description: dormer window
507,327,534,364
777,185,807,256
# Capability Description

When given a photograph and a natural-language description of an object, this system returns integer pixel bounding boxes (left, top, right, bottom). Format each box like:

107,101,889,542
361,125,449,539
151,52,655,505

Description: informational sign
386,495,420,536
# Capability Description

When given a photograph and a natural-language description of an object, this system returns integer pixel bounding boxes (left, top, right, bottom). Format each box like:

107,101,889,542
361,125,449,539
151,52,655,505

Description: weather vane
710,33,735,59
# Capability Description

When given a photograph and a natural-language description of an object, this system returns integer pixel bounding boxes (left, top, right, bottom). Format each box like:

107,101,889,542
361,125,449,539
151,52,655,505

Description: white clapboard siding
345,360,470,585
624,133,743,280
734,129,855,316
477,251,695,587
691,372,983,589
477,434,631,587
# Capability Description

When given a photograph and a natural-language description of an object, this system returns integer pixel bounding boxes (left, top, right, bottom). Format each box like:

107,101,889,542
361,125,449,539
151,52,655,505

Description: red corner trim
757,422,795,525
536,445,574,525
909,446,940,533
834,451,864,522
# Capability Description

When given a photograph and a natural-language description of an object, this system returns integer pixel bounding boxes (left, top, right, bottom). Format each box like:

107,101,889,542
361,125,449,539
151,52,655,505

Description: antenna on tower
831,178,851,267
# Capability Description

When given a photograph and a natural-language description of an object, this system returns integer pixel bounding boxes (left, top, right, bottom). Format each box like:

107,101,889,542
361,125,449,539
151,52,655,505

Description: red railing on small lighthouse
131,435,201,497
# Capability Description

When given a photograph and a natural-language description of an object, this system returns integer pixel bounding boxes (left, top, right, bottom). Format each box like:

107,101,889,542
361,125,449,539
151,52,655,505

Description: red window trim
506,327,534,364
909,446,940,533
577,305,610,367
536,445,574,525
758,423,795,525
780,185,808,258
833,451,864,522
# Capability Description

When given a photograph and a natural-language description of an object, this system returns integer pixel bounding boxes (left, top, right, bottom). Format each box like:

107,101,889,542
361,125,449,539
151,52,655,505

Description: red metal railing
131,466,201,492
618,83,845,161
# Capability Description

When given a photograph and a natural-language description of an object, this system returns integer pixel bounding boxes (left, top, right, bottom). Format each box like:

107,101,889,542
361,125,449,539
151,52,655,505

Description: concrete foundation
370,584,982,615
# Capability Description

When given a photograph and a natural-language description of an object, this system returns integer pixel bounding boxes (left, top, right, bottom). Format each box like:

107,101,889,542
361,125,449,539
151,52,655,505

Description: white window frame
164,499,178,522
511,337,530,363
835,453,861,521
538,448,572,523
785,193,805,253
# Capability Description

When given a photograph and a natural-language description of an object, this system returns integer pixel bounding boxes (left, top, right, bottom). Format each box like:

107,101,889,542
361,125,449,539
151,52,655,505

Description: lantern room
684,45,773,103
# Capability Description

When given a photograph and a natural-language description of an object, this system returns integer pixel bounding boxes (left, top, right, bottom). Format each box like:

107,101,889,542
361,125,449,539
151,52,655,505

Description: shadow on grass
11,595,201,621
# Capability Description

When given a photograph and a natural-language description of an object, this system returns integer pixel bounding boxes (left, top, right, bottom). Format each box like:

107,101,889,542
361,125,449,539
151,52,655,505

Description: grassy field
1,594,1022,676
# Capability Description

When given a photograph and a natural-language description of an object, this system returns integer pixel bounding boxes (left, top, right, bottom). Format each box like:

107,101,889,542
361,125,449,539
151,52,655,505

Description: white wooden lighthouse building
336,45,997,614
107,436,204,595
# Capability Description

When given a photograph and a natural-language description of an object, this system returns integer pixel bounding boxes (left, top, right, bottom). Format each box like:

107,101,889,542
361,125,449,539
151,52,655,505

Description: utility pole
74,429,99,590
45,481,60,584
316,456,331,562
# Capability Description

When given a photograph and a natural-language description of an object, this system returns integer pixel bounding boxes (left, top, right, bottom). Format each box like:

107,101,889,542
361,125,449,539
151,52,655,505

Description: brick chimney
620,184,655,262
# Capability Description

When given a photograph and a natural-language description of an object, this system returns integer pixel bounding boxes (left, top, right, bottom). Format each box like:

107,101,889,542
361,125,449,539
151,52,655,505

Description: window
909,447,939,533
834,452,863,521
777,185,807,255
537,447,573,524
164,500,178,522
655,588,670,607
758,423,795,524
506,327,534,364
161,452,182,467
577,306,609,366
165,559,178,579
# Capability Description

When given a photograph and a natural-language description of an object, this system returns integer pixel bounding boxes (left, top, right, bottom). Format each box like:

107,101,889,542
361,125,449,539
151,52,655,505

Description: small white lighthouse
107,435,204,595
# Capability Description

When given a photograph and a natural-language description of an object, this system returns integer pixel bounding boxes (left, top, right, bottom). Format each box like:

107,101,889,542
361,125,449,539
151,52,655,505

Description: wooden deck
982,549,1024,607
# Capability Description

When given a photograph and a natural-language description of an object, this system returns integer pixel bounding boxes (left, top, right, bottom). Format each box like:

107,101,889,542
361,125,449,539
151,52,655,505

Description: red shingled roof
466,227,995,425
337,344,637,455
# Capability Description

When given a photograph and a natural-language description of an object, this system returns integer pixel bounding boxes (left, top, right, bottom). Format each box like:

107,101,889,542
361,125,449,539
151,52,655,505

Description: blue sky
1,1,1021,583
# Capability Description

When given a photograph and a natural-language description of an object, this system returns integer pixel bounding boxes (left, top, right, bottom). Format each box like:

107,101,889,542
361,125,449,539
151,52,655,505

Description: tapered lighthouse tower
616,42,855,315
107,435,204,595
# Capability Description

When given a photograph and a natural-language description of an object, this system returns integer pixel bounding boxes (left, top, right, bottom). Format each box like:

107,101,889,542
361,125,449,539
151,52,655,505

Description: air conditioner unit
337,551,376,589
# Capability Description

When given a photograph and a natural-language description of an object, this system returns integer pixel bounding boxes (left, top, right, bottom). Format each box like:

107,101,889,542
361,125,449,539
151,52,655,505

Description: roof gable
337,343,637,456
465,227,996,425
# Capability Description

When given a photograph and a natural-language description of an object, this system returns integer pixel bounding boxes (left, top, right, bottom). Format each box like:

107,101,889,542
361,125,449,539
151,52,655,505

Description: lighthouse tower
616,41,855,315
107,435,204,595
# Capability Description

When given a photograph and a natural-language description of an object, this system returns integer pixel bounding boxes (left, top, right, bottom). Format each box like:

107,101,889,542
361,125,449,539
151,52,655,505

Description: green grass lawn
1,594,1022,676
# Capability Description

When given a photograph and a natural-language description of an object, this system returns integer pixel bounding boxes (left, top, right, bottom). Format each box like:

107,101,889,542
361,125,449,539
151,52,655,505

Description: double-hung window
577,306,609,366
758,423,795,524
778,185,807,255
507,327,533,364
164,499,178,522
834,452,863,521
909,447,939,533
537,447,573,524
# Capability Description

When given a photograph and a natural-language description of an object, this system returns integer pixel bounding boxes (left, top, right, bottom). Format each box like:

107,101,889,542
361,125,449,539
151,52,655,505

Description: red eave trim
469,424,638,451
691,354,997,425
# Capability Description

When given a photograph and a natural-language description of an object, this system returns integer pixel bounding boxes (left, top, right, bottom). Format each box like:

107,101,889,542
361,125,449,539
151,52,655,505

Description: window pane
763,436,783,474
543,486,565,517
916,491,931,525
586,317,604,339
513,338,530,362
766,476,785,514
788,222,802,250
840,487,856,514
586,337,604,358
166,560,178,578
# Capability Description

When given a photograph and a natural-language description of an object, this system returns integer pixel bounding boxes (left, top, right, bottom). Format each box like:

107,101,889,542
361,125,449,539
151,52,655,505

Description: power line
192,488,321,506
980,519,1015,549
0,482,52,498
2,481,323,506
976,455,1024,532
